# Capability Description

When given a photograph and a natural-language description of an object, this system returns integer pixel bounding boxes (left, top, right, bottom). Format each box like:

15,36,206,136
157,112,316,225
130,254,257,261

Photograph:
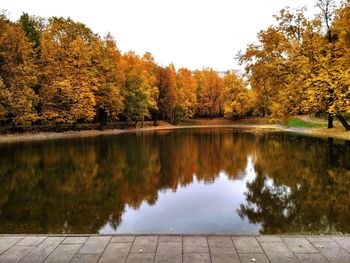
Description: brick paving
0,235,349,262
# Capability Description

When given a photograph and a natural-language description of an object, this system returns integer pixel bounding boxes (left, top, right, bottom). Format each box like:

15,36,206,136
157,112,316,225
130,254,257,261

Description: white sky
2,0,317,71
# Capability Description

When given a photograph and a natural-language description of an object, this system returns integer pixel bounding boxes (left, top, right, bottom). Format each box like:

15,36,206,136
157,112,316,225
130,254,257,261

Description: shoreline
0,124,279,144
0,123,349,144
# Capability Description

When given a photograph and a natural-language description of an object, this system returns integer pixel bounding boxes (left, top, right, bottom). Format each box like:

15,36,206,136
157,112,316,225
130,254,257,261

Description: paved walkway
0,235,350,263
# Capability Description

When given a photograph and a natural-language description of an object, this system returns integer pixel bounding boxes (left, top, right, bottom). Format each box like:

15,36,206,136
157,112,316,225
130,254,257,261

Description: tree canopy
239,0,350,130
1,0,349,130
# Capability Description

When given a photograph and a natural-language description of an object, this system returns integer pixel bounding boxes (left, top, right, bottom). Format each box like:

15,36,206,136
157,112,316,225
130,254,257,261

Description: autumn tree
121,52,157,126
298,0,350,130
222,72,255,118
240,2,350,130
194,69,223,118
39,17,97,125
91,33,124,126
239,24,294,118
175,68,197,119
239,7,316,119
157,64,178,123
0,14,38,125
332,1,350,129
140,52,159,123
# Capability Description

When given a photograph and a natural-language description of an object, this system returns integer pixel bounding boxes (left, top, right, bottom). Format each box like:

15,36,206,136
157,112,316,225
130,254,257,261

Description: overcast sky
2,0,318,71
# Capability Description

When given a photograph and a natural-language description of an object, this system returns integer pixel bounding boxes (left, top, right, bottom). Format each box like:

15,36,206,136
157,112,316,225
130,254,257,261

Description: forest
0,0,349,130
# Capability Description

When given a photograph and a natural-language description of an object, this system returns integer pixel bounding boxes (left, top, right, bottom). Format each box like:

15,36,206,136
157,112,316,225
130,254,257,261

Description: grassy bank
278,118,324,129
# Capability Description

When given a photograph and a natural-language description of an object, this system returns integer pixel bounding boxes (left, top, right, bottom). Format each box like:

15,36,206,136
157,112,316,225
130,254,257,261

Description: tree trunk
327,114,334,128
133,120,138,128
98,108,108,129
72,122,78,130
152,111,158,126
141,118,144,128
336,114,350,131
153,113,158,126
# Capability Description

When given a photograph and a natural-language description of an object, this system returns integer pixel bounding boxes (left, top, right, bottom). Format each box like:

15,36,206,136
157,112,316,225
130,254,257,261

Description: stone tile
315,245,350,262
99,242,132,263
155,241,182,263
238,253,270,263
259,242,298,263
110,236,135,243
70,254,100,263
183,237,208,254
158,236,182,243
208,240,236,255
44,244,82,263
129,236,158,253
307,236,350,262
17,236,46,246
2,235,350,263
296,253,328,263
257,236,282,242
155,254,182,263
307,236,334,243
156,242,182,255
207,236,232,243
78,236,111,254
62,237,88,244
183,253,211,263
134,236,158,245
267,255,298,263
21,237,64,263
333,236,350,252
130,243,157,253
232,237,263,254
282,237,318,254
126,253,155,263
0,236,24,254
210,246,237,256
0,245,35,263
307,237,339,249
211,253,240,263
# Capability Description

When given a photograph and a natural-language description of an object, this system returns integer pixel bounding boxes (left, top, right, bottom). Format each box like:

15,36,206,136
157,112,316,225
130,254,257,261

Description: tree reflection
0,129,252,233
0,129,349,234
238,134,350,234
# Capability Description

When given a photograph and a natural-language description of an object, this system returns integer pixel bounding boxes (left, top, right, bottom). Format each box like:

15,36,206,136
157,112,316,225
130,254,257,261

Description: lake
0,128,349,234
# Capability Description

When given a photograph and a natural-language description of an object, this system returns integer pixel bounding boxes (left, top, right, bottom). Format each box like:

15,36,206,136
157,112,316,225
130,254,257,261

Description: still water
0,128,349,234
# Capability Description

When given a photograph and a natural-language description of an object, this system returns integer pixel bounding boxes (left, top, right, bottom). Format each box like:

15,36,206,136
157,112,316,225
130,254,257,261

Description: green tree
121,52,157,126
19,13,41,55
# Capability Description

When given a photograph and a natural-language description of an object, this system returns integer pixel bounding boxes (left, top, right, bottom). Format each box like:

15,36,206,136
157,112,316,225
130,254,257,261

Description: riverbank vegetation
239,0,350,131
0,12,254,130
0,0,349,132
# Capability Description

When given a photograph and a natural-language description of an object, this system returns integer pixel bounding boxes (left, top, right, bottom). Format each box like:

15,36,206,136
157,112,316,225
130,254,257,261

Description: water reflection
0,128,349,234
239,134,350,234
